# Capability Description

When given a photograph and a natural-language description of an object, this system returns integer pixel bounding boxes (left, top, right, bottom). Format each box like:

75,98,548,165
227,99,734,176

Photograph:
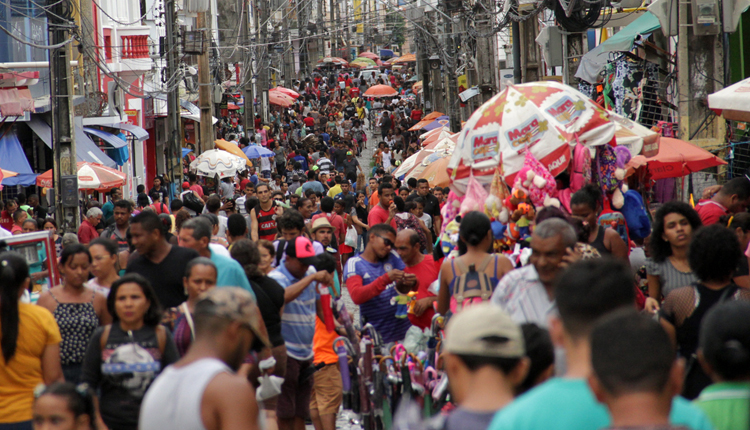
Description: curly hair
689,224,741,283
649,201,702,262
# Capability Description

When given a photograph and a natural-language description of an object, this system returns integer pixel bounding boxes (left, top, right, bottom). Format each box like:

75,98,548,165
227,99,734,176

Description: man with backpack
491,218,579,327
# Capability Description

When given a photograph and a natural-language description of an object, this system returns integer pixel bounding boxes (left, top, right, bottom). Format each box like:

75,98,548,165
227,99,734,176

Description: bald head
396,229,421,266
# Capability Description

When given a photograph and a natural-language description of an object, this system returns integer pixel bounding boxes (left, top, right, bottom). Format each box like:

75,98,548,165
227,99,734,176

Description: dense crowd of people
0,67,749,430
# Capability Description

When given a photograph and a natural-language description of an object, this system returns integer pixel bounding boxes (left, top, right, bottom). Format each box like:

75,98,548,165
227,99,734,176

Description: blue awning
0,128,38,186
106,122,149,141
83,127,128,148
182,148,193,157
28,117,117,168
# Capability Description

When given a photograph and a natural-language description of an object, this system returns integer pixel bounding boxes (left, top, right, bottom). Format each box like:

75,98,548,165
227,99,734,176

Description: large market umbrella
395,53,416,63
419,125,449,142
423,116,450,131
363,84,398,98
424,135,458,151
423,111,445,121
418,157,451,188
269,91,295,107
351,57,377,67
707,77,750,122
409,111,447,131
0,168,17,191
448,80,616,194
610,111,660,157
393,149,436,178
317,57,348,66
624,137,727,180
190,149,247,179
412,80,423,92
271,86,300,99
242,145,275,158
215,139,252,165
358,51,379,60
35,162,126,190
349,61,371,69
407,151,451,179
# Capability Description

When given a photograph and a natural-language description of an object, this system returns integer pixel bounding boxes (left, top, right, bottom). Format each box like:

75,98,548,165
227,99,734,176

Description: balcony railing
121,35,149,59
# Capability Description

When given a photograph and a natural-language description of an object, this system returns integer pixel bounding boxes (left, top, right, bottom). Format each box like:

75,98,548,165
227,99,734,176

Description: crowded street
2,0,750,427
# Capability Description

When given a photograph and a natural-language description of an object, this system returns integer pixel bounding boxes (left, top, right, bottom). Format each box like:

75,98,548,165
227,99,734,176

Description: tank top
139,358,230,430
257,203,278,241
590,226,609,255
50,289,99,365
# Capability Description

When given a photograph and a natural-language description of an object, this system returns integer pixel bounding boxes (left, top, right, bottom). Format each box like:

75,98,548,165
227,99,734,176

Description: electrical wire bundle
554,0,611,32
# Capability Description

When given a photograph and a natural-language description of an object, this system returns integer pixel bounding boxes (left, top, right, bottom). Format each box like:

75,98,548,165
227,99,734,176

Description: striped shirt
269,264,320,360
645,258,698,299
491,265,555,328
344,251,410,343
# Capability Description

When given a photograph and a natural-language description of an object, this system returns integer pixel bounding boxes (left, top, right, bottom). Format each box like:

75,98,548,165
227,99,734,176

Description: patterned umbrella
243,145,275,158
318,57,348,66
447,80,616,194
190,149,247,179
36,162,126,190
395,53,416,63
269,91,295,107
358,51,379,60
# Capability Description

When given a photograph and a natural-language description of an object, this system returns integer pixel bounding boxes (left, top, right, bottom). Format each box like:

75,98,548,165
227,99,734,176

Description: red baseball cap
285,236,318,265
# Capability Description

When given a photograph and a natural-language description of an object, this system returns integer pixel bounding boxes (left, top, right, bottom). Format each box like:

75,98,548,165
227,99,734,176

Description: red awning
0,88,34,117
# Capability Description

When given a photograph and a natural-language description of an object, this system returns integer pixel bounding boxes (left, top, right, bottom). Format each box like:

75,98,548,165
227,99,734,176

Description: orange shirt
312,316,339,365
370,190,380,209
0,304,61,423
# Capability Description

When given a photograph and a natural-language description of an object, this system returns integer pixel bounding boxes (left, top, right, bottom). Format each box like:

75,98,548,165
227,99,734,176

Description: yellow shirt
0,303,61,423
327,184,342,198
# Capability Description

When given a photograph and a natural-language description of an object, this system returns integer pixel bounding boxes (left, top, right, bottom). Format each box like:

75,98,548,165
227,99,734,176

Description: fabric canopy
28,117,117,168
107,122,149,141
625,137,727,179
707,77,750,122
576,12,661,84
83,127,128,148
0,128,37,185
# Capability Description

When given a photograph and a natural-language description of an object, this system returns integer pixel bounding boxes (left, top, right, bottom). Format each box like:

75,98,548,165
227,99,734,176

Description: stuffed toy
512,152,560,209
504,189,535,240
391,291,417,318
594,144,632,209
440,190,463,235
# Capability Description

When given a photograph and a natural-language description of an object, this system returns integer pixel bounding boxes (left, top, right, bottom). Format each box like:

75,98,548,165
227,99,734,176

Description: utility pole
197,11,213,152
241,0,254,129
472,1,498,104
329,0,336,55
48,0,78,232
512,21,522,83
258,0,269,123
562,32,583,84
165,0,183,189
443,6,460,132
519,19,541,82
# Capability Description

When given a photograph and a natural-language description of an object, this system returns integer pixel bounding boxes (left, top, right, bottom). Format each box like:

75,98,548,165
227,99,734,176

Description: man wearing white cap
440,303,529,430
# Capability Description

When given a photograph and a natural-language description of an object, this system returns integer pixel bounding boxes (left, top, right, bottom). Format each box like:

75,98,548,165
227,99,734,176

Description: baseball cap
285,236,318,265
443,303,524,358
346,151,353,156
182,181,190,190
310,217,333,234
194,287,271,351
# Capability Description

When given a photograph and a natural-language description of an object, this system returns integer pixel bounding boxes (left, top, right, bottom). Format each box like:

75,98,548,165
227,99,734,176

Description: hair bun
721,339,750,364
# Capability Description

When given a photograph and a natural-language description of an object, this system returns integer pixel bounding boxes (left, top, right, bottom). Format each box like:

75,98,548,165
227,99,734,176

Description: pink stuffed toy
512,152,560,209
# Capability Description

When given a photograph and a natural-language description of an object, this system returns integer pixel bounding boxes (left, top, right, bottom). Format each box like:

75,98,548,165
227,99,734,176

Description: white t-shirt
260,156,271,172
382,151,392,171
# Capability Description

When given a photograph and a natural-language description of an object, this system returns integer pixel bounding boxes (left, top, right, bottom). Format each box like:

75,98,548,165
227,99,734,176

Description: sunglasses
374,234,394,248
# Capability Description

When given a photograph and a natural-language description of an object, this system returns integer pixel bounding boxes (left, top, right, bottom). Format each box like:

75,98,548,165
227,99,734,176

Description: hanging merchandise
448,81,616,195
511,151,560,209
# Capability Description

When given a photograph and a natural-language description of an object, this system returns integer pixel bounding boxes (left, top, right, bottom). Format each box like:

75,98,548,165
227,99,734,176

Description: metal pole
166,0,183,187
48,0,79,232
511,20,521,84
197,11,213,152
241,0,254,131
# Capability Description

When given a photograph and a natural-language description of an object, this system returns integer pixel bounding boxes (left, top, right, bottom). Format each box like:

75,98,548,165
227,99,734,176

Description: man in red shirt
695,177,750,225
188,173,206,201
368,181,396,228
410,105,423,123
303,114,315,128
349,86,360,97
395,230,438,330
77,207,102,244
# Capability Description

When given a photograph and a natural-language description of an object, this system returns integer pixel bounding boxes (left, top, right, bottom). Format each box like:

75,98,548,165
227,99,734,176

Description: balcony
104,26,153,76
121,35,150,59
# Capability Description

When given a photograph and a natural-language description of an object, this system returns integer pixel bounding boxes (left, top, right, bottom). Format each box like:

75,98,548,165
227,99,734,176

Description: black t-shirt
249,275,286,347
333,148,347,167
149,186,168,203
407,192,441,220
82,324,179,430
380,116,392,131
125,246,200,308
344,106,356,119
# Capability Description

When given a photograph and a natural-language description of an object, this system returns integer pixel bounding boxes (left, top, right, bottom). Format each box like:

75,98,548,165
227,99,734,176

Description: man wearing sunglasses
344,223,415,344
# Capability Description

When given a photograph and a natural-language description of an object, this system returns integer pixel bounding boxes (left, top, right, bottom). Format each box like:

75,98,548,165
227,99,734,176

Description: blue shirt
102,201,114,221
488,378,714,430
343,251,410,343
269,264,320,360
301,181,326,195
293,155,308,171
209,250,256,299
335,191,357,201
249,174,259,186
321,132,330,143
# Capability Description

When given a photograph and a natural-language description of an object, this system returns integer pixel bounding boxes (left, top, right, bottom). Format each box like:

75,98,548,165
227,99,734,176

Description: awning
0,88,34,117
182,113,218,124
28,117,117,168
576,12,661,84
0,128,37,186
109,123,149,141
83,127,128,148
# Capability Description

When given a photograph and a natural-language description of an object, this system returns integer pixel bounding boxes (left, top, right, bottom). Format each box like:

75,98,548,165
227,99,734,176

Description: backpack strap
99,324,112,351
476,254,493,273
275,239,286,267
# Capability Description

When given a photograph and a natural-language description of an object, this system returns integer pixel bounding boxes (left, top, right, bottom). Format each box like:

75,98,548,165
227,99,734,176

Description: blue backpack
617,190,651,240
